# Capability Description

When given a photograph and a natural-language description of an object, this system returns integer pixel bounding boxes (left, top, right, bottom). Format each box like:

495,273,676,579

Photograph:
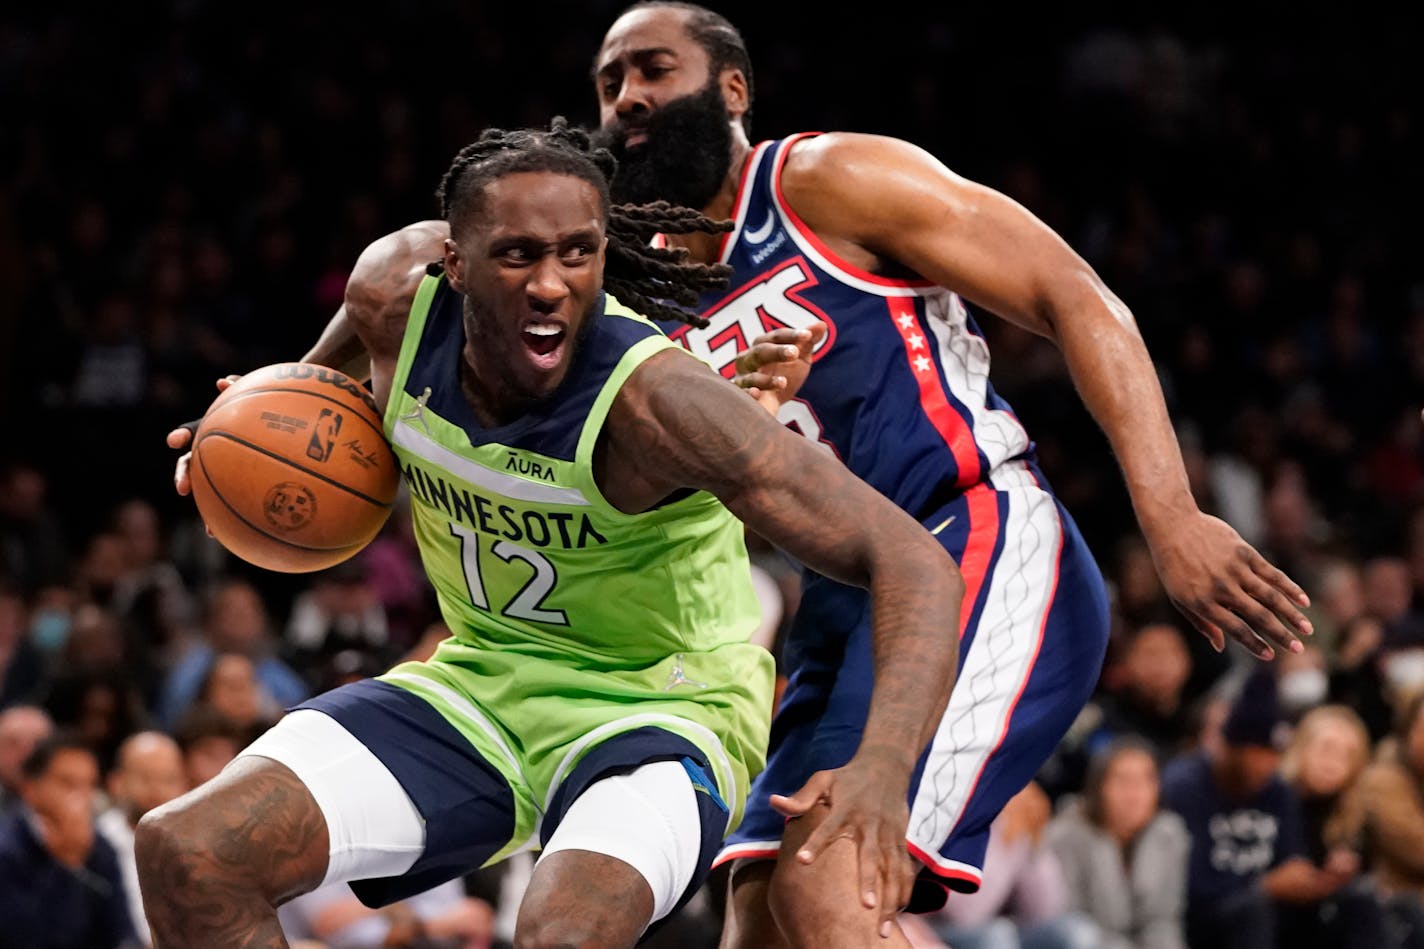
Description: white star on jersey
914,355,932,373
897,312,915,329
908,333,926,350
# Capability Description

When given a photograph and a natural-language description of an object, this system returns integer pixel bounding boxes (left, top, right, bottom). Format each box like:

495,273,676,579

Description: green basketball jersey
378,274,774,859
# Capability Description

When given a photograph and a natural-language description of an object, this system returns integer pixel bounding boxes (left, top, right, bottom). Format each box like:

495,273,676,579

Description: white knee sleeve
237,709,426,887
538,759,701,923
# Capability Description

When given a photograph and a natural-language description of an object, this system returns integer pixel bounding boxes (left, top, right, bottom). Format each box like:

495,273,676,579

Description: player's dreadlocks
435,116,730,328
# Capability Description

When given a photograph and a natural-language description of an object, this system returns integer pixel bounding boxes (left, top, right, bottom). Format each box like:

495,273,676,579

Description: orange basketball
190,363,400,573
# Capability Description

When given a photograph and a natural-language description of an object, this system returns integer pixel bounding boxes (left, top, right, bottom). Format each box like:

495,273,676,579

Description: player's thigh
767,801,905,943
241,678,526,905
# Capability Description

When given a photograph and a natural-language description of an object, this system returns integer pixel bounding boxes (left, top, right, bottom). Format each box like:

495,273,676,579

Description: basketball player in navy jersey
586,3,1314,947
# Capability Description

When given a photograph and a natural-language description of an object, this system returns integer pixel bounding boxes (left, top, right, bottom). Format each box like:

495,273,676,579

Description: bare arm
780,133,1310,659
299,304,371,383
339,220,447,413
606,348,964,924
300,219,451,382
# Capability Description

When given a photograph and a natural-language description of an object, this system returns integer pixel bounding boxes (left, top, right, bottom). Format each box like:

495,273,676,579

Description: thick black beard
594,80,733,211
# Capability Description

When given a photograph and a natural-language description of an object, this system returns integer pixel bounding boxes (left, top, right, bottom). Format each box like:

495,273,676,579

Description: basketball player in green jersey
141,119,965,947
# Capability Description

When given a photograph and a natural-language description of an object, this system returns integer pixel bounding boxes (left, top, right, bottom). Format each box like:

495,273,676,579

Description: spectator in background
96,731,188,948
73,532,132,612
0,460,70,592
282,557,393,692
107,498,195,694
0,731,136,949
1096,622,1195,763
1277,704,1385,949
1042,621,1194,799
278,876,495,949
25,581,78,662
917,782,1100,949
58,601,131,676
0,583,44,707
156,576,308,730
357,489,437,652
1161,669,1353,949
40,667,151,775
193,651,282,745
1356,690,1424,948
172,705,246,790
1312,558,1366,653
1329,613,1394,742
1365,556,1420,636
1276,643,1331,723
0,704,52,816
1048,736,1190,949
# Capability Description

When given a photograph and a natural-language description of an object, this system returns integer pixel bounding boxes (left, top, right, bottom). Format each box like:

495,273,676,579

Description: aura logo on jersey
669,257,835,377
505,451,557,482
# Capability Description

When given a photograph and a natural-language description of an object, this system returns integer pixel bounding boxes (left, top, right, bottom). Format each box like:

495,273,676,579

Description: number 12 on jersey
449,523,569,626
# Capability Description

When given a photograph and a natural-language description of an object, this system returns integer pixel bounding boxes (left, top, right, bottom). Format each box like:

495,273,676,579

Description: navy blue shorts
296,678,728,932
717,467,1109,912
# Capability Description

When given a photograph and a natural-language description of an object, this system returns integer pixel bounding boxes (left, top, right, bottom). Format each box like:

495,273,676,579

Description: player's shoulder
353,220,448,277
779,132,964,235
347,220,448,312
781,131,947,187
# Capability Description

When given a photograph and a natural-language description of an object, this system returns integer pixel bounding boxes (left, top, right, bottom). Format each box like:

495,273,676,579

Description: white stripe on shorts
906,480,1062,864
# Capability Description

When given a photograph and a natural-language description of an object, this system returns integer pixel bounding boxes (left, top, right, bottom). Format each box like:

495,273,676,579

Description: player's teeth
526,325,562,336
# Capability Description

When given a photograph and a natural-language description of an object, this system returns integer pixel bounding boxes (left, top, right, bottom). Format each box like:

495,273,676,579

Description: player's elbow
887,530,964,601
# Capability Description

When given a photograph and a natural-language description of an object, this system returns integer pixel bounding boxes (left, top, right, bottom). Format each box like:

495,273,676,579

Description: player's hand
770,753,917,939
1147,511,1312,660
167,375,241,495
733,321,827,414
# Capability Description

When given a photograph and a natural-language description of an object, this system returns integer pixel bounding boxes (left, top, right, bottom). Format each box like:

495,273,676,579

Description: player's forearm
1052,287,1196,534
301,304,372,382
855,544,963,783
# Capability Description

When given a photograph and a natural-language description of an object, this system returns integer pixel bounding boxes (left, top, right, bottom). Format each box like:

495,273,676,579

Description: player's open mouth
623,128,648,148
522,322,567,369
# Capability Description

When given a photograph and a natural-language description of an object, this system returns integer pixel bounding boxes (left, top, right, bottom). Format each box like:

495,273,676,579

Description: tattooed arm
340,220,447,414
304,219,452,383
601,347,965,929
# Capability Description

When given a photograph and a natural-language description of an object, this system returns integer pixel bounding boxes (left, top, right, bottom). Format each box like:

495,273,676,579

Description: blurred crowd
1,2,1421,948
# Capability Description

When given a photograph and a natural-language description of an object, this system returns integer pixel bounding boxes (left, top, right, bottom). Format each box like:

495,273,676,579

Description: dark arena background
1,3,1421,948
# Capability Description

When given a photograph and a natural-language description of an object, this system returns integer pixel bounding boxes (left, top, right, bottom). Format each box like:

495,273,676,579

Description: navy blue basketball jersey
658,133,1035,519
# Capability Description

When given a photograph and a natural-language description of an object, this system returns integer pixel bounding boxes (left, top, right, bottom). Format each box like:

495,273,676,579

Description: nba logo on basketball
306,409,343,463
